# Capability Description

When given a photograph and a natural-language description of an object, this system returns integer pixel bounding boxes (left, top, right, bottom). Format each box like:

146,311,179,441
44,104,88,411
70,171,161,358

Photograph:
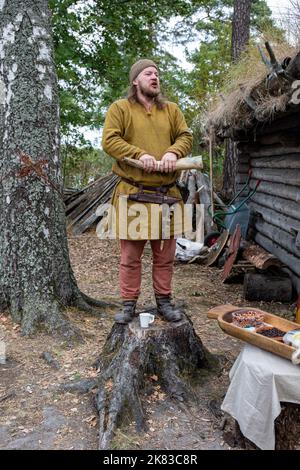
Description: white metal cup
139,313,155,328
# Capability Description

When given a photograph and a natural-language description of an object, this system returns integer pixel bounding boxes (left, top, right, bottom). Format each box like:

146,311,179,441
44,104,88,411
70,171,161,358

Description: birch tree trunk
0,0,105,335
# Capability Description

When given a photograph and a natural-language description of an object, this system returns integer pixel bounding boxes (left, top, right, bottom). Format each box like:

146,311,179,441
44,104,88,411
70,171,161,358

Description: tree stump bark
95,312,216,449
0,0,109,335
224,403,300,450
243,272,293,302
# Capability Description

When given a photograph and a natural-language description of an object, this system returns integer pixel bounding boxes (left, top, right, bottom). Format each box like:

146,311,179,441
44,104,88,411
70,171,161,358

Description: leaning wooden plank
68,177,119,233
213,191,227,209
194,171,214,234
186,170,197,204
67,175,118,225
66,185,102,223
66,185,100,218
70,187,115,232
73,211,100,236
72,185,117,235
65,173,115,214
68,181,117,230
64,176,105,209
63,187,79,202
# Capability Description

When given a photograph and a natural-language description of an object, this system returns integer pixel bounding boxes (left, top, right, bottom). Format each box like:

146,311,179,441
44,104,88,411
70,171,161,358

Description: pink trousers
119,239,176,299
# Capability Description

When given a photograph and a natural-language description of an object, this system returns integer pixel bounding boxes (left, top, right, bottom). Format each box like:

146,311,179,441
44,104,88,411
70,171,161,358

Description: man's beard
140,82,160,98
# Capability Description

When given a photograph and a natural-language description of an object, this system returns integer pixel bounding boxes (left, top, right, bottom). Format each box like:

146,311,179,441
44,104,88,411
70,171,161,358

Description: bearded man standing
102,59,193,324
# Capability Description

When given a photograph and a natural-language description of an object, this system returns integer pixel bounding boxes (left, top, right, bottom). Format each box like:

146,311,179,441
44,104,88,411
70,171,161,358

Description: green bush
62,145,113,189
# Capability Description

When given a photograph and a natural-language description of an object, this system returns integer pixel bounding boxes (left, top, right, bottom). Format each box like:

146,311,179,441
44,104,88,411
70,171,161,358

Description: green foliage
49,0,276,136
62,145,113,188
49,0,277,186
49,0,194,140
186,0,275,106
186,0,279,161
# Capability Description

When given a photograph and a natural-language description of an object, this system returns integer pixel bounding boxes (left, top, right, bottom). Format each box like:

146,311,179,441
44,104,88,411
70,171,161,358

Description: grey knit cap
129,59,158,83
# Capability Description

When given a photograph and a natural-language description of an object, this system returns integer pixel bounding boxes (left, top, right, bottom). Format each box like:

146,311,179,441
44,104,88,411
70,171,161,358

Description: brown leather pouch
128,190,181,206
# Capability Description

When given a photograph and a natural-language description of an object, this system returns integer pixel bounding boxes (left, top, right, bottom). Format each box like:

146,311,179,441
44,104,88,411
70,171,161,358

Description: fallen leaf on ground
83,415,98,427
150,375,158,381
104,379,114,391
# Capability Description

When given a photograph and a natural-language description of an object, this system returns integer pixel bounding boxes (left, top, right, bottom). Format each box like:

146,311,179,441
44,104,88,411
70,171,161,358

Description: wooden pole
209,129,214,225
296,294,300,324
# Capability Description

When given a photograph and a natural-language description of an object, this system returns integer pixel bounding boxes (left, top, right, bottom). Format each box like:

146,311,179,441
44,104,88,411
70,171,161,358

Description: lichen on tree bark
0,0,106,335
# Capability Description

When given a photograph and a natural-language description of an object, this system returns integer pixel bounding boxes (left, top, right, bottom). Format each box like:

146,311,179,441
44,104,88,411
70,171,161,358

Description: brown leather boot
114,300,137,324
155,295,182,322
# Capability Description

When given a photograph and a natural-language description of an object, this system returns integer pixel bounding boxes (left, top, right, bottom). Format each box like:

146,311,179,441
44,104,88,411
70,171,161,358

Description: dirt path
0,233,296,450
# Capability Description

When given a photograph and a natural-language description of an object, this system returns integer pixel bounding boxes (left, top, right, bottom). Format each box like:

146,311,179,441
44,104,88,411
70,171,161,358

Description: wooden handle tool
123,155,203,172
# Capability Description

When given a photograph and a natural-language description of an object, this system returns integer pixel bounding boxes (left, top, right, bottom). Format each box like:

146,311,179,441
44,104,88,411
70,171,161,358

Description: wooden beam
250,168,300,186
252,130,300,146
242,242,282,270
248,180,300,203
235,184,252,197
67,176,118,226
250,155,300,169
253,219,300,258
251,192,300,222
237,155,251,164
194,171,214,234
186,170,197,205
213,191,226,209
237,163,249,173
251,109,300,137
254,232,300,277
239,144,300,158
250,201,300,237
236,173,249,184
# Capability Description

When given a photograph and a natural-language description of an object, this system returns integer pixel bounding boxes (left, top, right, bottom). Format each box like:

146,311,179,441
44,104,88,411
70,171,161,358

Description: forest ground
0,231,296,450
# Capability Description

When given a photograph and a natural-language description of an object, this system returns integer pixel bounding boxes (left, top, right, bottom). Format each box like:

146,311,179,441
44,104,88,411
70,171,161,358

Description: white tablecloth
221,344,300,450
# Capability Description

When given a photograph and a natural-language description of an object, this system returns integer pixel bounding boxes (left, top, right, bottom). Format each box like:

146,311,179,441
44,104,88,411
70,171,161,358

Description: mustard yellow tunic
100,98,193,240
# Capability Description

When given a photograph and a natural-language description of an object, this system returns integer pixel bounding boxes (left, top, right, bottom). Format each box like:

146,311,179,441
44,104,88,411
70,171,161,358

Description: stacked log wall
234,110,300,291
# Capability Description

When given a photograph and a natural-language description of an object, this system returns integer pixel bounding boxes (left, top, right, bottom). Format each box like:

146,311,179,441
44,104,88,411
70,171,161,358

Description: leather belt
121,177,175,194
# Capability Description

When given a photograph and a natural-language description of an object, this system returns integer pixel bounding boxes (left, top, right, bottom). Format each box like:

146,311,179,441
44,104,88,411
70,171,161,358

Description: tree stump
223,403,300,450
95,312,216,449
243,272,293,302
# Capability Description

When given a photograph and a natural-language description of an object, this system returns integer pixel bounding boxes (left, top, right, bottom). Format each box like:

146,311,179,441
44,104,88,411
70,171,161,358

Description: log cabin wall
234,107,300,293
